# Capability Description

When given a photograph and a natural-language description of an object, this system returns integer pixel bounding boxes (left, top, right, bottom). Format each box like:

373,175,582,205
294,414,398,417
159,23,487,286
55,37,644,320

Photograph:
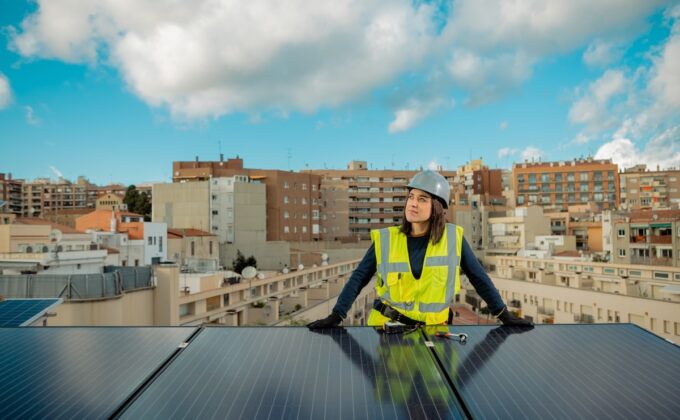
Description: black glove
307,312,343,329
497,307,534,328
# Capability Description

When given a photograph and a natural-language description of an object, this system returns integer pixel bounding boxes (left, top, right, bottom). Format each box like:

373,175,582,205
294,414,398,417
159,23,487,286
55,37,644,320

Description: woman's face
405,188,432,224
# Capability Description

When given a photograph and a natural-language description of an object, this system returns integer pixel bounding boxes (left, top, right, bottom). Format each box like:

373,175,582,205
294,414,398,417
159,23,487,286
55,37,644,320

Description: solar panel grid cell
426,324,680,420
0,299,60,327
120,327,466,419
0,327,196,419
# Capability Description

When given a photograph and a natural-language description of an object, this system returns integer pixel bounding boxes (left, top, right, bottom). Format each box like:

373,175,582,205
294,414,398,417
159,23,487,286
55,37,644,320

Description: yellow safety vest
367,224,464,326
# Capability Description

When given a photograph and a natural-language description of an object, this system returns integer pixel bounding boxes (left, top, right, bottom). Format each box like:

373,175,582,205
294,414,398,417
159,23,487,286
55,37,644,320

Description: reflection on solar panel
425,324,680,419
0,327,196,419
0,298,62,327
120,327,466,419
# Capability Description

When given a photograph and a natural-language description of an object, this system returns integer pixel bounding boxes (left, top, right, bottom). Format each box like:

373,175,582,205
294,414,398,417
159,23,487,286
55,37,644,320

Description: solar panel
0,327,197,419
0,298,62,327
425,324,680,419
120,327,466,419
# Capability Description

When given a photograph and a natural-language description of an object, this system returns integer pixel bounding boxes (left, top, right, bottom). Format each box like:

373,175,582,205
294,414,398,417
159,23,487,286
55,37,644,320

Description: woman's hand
497,307,534,328
307,312,343,329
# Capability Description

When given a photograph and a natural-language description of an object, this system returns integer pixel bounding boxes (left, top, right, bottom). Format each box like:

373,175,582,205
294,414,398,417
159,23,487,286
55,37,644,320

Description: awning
650,223,672,228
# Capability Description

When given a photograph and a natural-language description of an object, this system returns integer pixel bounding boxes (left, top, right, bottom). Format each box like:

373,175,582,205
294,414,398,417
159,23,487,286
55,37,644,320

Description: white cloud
0,73,12,109
388,97,447,133
569,69,628,130
595,127,680,170
49,165,64,178
499,121,508,130
520,146,544,162
24,105,40,125
447,49,534,105
8,0,672,132
648,30,680,113
583,40,624,68
11,1,438,121
444,0,664,54
497,147,518,158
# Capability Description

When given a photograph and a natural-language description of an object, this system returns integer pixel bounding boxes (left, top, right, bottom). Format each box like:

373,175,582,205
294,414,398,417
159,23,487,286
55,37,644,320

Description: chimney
110,209,117,233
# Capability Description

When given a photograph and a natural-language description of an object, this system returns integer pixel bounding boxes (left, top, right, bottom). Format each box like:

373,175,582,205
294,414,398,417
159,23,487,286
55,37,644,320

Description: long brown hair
400,192,446,244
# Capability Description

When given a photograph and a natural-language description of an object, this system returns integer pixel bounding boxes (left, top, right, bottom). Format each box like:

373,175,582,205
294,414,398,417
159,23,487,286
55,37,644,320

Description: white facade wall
143,222,167,265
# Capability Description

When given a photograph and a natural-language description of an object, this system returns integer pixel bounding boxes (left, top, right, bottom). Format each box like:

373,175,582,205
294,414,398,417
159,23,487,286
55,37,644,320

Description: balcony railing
650,235,672,244
629,236,648,243
538,306,555,316
574,314,594,323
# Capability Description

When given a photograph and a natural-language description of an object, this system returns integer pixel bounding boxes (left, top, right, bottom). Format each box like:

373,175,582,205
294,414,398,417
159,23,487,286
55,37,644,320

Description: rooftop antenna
287,148,292,171
391,154,395,170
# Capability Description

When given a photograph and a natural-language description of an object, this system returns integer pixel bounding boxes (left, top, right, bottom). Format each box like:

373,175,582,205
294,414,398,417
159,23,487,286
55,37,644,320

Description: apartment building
619,164,680,210
76,209,167,266
486,207,551,256
22,177,90,217
153,176,289,269
172,156,322,242
0,173,23,215
451,159,504,206
450,202,508,252
544,204,605,253
167,228,219,271
609,209,680,267
512,158,619,210
309,160,458,240
0,219,108,275
487,255,680,342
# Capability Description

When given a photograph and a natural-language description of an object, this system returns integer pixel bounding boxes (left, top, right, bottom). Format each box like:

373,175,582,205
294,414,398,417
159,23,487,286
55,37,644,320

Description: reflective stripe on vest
419,224,459,313
373,224,462,315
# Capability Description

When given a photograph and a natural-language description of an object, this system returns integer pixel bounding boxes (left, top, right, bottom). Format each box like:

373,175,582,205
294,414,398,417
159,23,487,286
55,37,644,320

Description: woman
308,170,531,329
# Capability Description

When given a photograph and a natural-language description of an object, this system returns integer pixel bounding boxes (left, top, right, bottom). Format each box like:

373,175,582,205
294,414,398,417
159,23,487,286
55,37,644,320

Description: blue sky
1,1,679,185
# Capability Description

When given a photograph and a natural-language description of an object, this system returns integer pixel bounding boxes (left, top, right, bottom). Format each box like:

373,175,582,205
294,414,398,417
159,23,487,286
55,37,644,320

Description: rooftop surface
0,324,678,419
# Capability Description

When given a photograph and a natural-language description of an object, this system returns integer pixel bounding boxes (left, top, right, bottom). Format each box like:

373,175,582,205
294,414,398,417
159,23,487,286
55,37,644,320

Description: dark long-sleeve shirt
332,235,505,318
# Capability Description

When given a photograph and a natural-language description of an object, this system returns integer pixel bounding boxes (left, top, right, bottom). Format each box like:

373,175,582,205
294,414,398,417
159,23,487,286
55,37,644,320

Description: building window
209,241,213,255
159,237,163,252
284,196,289,204
191,241,195,256
302,183,307,190
580,172,589,181
541,174,550,183
284,181,289,189
312,185,317,191
617,228,625,237
284,211,289,219
618,249,626,257
148,237,153,245
302,226,307,233
134,259,139,266
284,226,289,233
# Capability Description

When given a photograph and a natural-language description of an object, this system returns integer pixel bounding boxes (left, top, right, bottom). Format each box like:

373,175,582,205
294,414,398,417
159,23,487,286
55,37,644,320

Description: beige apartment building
172,156,322,242
486,207,551,256
167,228,219,270
486,255,680,342
309,160,458,241
153,176,289,270
512,157,619,210
22,177,90,217
619,164,680,210
610,209,680,267
0,173,23,215
8,258,364,327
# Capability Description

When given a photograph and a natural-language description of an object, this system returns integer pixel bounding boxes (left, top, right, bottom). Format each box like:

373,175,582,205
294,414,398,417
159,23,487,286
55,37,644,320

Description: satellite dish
282,267,289,274
49,229,63,243
321,253,329,261
256,272,265,280
298,264,304,271
241,266,257,279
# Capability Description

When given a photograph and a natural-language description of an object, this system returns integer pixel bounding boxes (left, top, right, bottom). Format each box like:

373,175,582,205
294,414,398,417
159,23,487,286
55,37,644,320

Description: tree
123,185,151,220
232,250,258,274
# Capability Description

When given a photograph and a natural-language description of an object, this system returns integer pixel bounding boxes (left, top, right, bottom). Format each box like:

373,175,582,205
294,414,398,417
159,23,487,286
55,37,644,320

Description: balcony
629,235,648,244
574,314,594,323
538,306,555,316
650,235,672,244
651,257,673,267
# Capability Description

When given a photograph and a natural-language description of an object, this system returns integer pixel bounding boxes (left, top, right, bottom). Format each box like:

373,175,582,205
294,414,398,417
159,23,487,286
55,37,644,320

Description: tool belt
373,300,422,326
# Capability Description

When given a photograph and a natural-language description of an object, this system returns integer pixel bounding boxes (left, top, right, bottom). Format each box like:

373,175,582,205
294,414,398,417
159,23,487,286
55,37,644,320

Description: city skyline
1,1,679,185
